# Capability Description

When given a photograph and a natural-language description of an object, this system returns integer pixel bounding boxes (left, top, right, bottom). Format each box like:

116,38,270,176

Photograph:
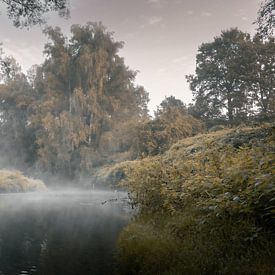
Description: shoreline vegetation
0,1,274,272
107,124,275,274
0,170,47,193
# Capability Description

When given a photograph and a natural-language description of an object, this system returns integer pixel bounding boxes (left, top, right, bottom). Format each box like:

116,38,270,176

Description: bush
132,97,204,157
0,170,47,193
116,124,275,274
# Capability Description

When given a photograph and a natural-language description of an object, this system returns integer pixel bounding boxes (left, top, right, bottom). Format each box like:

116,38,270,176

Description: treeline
0,23,202,178
0,23,149,177
0,23,274,179
188,29,275,127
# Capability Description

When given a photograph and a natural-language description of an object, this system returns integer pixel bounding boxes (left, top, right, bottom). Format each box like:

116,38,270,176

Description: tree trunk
227,95,234,126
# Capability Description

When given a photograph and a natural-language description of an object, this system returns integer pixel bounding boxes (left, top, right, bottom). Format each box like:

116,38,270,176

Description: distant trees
0,25,205,176
2,23,203,177
187,28,275,127
1,0,69,27
154,96,203,149
134,96,203,156
0,23,150,176
250,35,275,120
0,53,36,165
33,23,149,175
1,18,274,178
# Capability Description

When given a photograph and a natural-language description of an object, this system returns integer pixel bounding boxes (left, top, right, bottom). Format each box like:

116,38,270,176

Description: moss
0,170,47,193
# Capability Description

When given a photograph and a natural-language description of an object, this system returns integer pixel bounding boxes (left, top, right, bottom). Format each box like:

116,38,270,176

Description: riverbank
115,124,275,274
0,170,47,193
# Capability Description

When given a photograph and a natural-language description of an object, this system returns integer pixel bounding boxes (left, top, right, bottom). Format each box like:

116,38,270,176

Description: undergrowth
115,124,275,274
0,170,47,193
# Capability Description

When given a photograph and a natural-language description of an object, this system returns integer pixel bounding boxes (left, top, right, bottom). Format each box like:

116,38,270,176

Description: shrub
116,124,275,274
0,170,47,193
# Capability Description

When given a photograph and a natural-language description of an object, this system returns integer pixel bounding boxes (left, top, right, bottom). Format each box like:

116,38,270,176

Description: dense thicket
1,0,69,27
0,23,150,177
133,96,203,156
256,0,275,38
0,23,207,178
0,169,46,192
187,29,275,127
117,125,275,274
114,6,275,272
0,53,35,167
0,22,274,179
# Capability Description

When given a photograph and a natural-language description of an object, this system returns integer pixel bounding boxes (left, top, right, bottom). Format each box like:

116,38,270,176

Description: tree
155,96,185,116
134,96,203,156
250,35,275,120
256,0,275,38
0,0,69,27
29,23,149,176
0,23,149,177
0,50,36,166
187,29,254,126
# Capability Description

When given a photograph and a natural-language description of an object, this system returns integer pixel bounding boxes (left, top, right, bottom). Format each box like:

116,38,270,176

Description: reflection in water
0,190,131,275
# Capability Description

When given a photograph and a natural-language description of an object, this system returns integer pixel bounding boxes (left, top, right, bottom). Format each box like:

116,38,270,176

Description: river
0,190,131,275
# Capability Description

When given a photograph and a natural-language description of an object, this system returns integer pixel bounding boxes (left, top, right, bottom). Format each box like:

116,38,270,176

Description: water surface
0,190,131,275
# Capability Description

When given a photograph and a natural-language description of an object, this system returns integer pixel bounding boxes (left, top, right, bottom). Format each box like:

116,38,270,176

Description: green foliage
256,0,275,38
1,0,69,27
0,170,47,193
250,35,275,121
116,124,275,274
187,29,275,127
0,24,149,178
93,96,204,187
0,54,37,165
117,214,275,275
32,23,149,176
133,96,204,156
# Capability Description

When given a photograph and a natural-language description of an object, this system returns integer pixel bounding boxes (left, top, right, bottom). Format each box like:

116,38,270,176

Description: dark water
0,190,131,275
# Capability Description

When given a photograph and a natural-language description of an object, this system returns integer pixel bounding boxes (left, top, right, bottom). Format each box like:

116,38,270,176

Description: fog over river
0,190,131,275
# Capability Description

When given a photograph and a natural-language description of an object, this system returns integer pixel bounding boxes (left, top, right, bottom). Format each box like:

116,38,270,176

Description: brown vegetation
116,124,275,274
0,170,47,193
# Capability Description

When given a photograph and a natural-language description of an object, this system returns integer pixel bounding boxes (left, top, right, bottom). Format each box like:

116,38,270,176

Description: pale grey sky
0,0,261,112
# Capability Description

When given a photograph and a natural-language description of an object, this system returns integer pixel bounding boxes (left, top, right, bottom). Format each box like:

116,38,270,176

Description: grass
115,124,275,274
117,213,275,275
0,169,47,193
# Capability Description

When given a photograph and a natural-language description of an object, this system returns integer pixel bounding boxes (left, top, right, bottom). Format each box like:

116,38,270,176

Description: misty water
0,190,132,275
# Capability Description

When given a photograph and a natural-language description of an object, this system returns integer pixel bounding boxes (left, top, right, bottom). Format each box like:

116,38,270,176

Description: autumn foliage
116,124,275,274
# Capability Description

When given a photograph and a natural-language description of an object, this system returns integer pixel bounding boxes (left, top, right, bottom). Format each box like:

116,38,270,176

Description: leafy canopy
1,0,69,27
187,28,275,127
256,0,275,38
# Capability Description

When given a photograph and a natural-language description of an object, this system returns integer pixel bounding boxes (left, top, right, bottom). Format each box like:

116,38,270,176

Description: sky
0,0,262,112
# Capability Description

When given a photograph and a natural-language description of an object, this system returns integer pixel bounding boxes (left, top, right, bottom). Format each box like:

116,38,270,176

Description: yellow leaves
133,104,205,157
0,170,47,192
117,124,275,275
71,88,87,113
111,124,274,229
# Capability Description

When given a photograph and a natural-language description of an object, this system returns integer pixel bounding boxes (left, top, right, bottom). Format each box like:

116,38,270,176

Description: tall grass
0,170,47,193
116,124,275,274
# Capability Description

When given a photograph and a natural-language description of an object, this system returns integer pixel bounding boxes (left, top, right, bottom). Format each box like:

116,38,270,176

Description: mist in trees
0,1,274,274
0,2,274,180
0,23,150,178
